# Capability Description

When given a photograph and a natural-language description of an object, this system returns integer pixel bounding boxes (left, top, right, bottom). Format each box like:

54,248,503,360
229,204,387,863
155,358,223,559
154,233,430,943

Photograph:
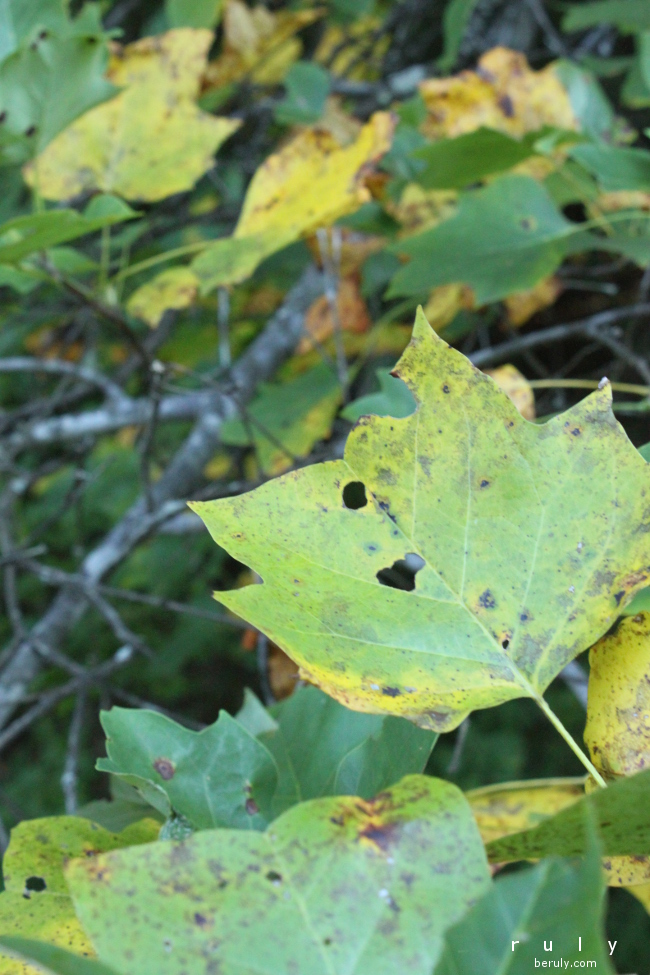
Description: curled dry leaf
26,29,240,202
484,365,535,421
192,310,650,731
297,273,371,354
419,47,577,141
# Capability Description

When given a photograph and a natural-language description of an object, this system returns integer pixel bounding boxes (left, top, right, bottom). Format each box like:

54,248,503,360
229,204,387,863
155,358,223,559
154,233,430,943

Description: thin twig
61,690,86,814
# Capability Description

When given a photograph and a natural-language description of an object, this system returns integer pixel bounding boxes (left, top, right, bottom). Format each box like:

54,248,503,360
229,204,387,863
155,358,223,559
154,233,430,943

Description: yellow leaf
204,0,322,88
127,267,200,327
466,778,585,846
419,47,577,141
386,183,457,235
26,30,240,203
192,112,394,292
0,816,159,975
504,276,562,328
423,283,474,332
630,883,650,914
484,365,535,421
585,612,650,779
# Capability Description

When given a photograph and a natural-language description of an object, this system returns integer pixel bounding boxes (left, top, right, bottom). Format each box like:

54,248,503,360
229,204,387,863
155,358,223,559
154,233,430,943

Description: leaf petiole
534,693,607,788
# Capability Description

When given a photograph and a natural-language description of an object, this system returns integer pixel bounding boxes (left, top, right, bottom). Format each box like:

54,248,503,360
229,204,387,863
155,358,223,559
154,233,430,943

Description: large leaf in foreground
0,817,158,975
435,845,613,975
0,939,120,975
66,775,489,975
192,310,650,731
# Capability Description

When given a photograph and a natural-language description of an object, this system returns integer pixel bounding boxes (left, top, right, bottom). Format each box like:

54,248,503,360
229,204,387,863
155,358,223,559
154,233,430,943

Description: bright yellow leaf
26,30,240,203
204,0,322,88
192,112,394,292
127,267,200,328
466,778,585,847
484,365,535,421
504,276,562,328
419,47,577,141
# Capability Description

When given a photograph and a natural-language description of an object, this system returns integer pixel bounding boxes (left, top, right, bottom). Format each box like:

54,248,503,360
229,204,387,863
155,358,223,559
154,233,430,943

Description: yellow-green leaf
191,309,650,731
0,816,159,975
25,29,240,203
192,112,394,292
466,777,585,846
126,267,200,327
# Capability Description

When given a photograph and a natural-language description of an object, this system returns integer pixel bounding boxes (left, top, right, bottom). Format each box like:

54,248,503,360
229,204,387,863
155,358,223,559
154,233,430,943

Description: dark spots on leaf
360,821,398,852
498,93,514,117
330,815,344,826
502,638,510,649
479,589,495,609
22,876,46,898
377,553,425,591
38,30,49,40
0,112,6,124
342,481,367,509
324,937,333,946
382,686,401,697
442,384,450,394
520,613,529,622
520,217,535,231
480,479,490,488
266,870,282,885
25,125,37,137
508,421,514,428
614,591,625,606
571,428,581,437
245,797,259,815
378,467,396,485
194,913,210,929
153,757,175,780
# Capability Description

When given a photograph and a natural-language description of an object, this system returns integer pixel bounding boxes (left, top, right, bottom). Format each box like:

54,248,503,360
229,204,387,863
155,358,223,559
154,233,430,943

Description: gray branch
0,267,324,730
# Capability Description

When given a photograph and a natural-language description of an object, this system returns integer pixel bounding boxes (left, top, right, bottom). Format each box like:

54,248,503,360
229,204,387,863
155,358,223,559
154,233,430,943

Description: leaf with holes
0,816,158,975
96,707,278,831
65,775,490,975
191,308,650,732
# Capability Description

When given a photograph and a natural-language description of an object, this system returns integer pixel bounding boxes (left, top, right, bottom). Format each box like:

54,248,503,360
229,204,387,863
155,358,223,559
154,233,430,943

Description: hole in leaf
25,876,46,892
342,481,367,509
502,638,510,649
377,553,425,591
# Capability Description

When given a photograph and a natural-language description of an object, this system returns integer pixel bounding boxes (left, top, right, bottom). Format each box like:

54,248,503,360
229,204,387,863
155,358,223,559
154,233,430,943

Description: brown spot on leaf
153,757,175,780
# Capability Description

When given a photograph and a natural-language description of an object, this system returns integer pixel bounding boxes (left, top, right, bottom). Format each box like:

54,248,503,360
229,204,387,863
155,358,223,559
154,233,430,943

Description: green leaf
438,0,481,71
66,775,490,975
0,27,115,162
486,768,650,862
190,310,650,732
220,361,342,475
413,128,539,191
262,685,437,815
387,176,574,304
0,938,120,975
341,369,417,423
96,707,279,830
0,0,67,61
435,844,613,974
563,1,650,33
0,202,137,265
554,61,615,140
0,816,158,969
165,0,222,29
569,142,650,190
274,62,330,126
235,688,279,737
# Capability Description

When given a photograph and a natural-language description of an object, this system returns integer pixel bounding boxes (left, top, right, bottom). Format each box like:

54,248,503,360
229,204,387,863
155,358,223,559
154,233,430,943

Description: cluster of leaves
3,0,650,972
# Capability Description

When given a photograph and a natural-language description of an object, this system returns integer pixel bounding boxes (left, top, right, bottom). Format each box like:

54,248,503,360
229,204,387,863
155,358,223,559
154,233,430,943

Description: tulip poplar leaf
66,775,490,975
192,309,650,732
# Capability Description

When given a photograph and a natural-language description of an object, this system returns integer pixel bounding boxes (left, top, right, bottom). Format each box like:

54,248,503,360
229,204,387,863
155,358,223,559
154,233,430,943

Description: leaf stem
534,693,607,788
